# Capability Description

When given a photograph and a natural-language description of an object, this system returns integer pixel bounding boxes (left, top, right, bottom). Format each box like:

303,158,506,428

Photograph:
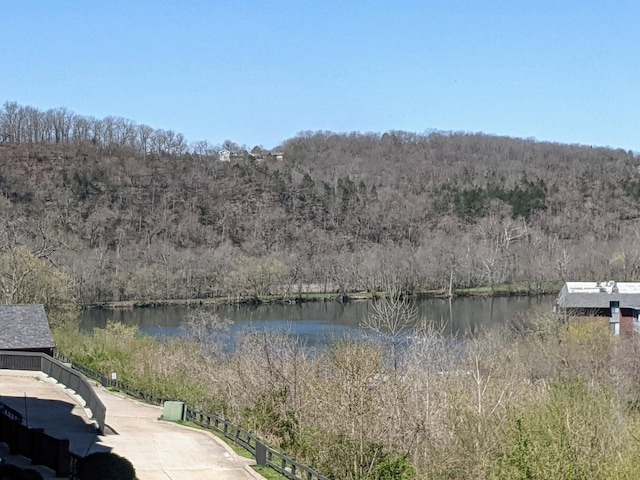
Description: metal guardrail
186,407,258,454
0,352,99,478
55,354,330,480
185,406,329,480
0,401,24,424
266,447,329,480
55,353,178,407
0,408,71,477
0,351,106,434
69,452,82,480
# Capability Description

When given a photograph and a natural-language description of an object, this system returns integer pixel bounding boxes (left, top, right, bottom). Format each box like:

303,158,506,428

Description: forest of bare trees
1,101,639,304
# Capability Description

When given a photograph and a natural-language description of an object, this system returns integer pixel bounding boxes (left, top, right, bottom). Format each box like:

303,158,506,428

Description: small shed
0,305,55,355
556,281,640,335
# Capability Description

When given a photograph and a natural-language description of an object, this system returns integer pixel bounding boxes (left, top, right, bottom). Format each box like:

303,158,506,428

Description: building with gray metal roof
556,281,640,335
557,281,640,309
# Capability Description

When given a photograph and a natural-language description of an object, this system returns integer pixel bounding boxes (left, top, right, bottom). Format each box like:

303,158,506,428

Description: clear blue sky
2,1,638,151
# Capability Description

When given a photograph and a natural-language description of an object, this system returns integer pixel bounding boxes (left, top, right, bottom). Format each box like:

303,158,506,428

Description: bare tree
361,288,422,371
182,308,232,356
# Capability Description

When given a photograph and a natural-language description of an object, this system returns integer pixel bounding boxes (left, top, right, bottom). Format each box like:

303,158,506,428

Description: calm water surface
80,296,555,347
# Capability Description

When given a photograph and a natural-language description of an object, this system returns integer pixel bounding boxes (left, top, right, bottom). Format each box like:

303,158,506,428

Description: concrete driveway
0,370,262,480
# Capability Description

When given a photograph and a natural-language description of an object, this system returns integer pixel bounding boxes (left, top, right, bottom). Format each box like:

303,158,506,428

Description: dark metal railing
185,407,258,455
0,351,102,477
0,409,71,477
0,351,106,434
0,401,24,424
55,354,330,480
69,452,82,480
184,406,328,480
55,353,178,407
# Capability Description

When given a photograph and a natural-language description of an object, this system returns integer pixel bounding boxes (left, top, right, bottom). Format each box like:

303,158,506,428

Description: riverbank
54,312,640,480
83,281,563,310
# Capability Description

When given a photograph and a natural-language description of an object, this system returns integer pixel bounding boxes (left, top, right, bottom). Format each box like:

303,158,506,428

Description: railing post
255,441,267,466
55,438,71,478
29,428,45,465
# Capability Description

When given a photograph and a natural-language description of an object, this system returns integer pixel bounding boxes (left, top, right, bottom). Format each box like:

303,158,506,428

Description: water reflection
80,295,554,348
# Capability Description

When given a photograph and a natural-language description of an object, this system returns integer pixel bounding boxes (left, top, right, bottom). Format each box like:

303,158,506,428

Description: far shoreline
82,282,561,310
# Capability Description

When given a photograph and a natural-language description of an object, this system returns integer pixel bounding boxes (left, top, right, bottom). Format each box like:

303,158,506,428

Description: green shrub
494,380,622,480
362,453,416,480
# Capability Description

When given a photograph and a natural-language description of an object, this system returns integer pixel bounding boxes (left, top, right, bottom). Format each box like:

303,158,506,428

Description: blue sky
2,1,638,151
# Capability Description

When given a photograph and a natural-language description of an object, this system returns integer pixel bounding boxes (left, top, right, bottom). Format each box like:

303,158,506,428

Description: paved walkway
0,370,261,480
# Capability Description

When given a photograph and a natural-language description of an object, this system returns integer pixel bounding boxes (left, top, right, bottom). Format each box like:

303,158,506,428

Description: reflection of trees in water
80,295,554,344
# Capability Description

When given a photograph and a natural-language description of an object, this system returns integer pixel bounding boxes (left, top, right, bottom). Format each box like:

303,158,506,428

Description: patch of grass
211,431,254,459
455,281,561,296
84,296,231,309
252,465,289,480
171,420,253,459
292,292,339,301
171,420,289,480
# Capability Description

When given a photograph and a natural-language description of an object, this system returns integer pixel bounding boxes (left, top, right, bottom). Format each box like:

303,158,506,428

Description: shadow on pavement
0,395,109,457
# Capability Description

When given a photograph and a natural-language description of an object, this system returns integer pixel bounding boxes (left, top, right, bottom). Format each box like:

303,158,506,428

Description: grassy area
252,466,290,480
454,280,563,296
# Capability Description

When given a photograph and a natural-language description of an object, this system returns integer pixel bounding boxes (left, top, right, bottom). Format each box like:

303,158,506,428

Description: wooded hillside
1,102,639,304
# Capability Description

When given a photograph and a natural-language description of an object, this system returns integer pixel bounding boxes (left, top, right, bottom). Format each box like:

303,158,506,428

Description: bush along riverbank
82,281,563,310
54,298,640,480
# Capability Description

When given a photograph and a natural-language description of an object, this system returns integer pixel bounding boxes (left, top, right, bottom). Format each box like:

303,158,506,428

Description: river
80,295,555,347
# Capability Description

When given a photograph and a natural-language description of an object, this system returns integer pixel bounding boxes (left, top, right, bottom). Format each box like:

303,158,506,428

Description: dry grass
55,315,640,480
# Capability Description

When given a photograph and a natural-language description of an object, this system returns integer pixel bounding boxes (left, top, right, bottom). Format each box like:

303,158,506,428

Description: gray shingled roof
556,284,640,309
0,305,55,350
